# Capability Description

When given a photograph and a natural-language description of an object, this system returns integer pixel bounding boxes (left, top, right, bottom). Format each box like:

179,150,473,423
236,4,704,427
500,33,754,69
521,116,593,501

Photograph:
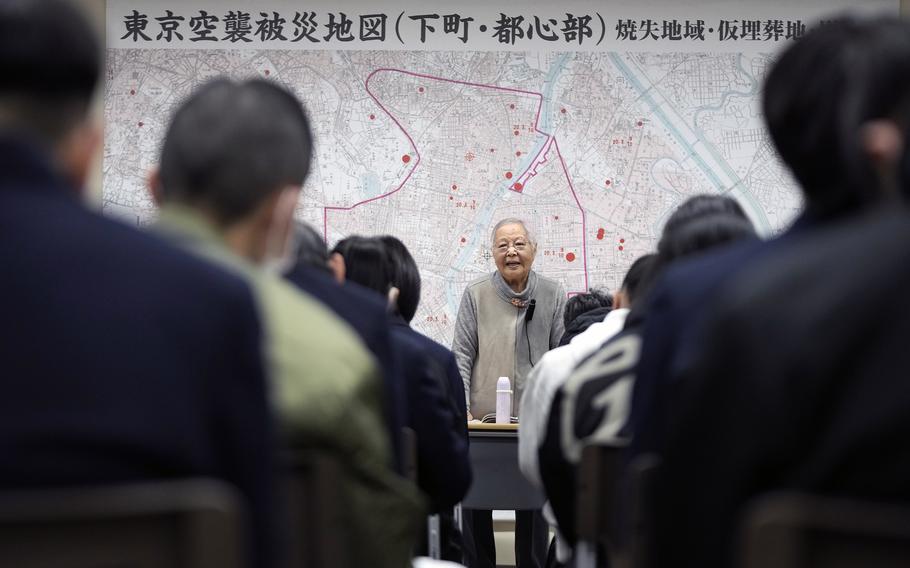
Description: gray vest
468,271,564,418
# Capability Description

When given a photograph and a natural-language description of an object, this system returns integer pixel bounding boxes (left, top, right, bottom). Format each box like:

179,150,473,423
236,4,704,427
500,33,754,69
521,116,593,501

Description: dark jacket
390,315,471,510
0,139,276,568
559,306,612,346
539,309,645,545
284,264,407,468
626,215,815,455
655,212,910,568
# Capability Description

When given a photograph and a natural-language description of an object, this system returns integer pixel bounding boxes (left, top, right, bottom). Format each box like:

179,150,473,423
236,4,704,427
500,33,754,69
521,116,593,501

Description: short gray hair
490,217,536,249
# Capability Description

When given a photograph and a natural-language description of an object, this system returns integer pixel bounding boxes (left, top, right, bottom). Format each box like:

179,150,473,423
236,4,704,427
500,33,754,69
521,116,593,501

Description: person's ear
146,166,163,206
57,120,101,195
387,286,400,312
861,119,904,169
328,252,346,284
613,290,627,309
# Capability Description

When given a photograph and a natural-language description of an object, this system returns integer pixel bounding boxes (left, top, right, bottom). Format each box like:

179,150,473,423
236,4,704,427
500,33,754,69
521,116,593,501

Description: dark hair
0,0,100,144
379,236,421,323
621,254,659,306
563,290,613,329
332,236,391,296
287,221,331,275
158,78,313,227
658,214,757,262
662,194,748,237
763,16,910,217
657,195,755,262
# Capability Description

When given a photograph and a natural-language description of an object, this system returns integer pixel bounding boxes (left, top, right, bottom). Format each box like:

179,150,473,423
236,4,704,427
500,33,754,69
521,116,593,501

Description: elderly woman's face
492,223,536,286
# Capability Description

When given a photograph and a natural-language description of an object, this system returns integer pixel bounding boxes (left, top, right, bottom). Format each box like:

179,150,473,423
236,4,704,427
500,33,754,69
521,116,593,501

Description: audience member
648,16,910,568
381,234,473,562
284,221,408,470
627,16,910,469
518,256,651,564
148,78,423,568
0,2,277,566
537,196,756,561
333,236,471,511
558,290,614,347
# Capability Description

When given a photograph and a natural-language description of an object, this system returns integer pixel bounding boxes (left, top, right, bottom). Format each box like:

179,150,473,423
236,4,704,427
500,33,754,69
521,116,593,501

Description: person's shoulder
466,273,493,290
69,206,255,308
535,272,565,292
259,272,377,381
722,213,910,327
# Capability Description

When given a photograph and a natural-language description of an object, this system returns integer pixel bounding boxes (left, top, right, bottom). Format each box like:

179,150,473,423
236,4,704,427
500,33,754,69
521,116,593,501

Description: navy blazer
627,215,814,457
655,212,910,568
390,316,471,510
283,265,408,469
0,139,277,568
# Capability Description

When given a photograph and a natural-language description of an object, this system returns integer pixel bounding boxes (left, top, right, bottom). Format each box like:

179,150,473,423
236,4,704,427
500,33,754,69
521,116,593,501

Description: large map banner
103,0,897,344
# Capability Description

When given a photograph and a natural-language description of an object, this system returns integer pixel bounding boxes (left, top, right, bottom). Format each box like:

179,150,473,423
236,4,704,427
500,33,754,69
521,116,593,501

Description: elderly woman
452,217,566,568
453,217,566,421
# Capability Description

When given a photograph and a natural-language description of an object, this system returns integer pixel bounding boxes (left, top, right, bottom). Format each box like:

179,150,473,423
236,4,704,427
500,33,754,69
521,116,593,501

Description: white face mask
261,187,300,275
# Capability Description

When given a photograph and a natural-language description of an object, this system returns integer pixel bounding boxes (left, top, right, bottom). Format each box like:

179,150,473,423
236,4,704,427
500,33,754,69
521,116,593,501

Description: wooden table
462,422,545,510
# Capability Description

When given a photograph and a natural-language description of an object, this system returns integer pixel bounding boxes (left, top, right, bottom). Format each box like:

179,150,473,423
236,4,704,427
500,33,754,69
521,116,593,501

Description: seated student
148,78,423,568
519,258,650,564
659,212,910,568
537,196,757,562
558,290,614,347
284,221,408,470
520,266,646,490
627,15,910,468
0,3,276,567
380,235,473,562
650,18,910,568
332,236,472,511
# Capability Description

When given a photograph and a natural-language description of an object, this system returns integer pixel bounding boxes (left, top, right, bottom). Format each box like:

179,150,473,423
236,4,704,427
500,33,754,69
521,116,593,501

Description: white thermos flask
495,376,512,424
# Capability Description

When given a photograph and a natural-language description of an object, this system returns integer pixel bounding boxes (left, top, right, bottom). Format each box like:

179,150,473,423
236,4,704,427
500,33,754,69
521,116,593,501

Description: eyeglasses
493,240,529,254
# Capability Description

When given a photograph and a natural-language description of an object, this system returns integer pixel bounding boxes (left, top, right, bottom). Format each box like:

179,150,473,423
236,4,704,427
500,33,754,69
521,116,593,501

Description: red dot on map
605,180,612,186
461,237,466,243
449,196,454,200
369,114,375,120
130,89,136,95
513,182,523,191
618,245,625,251
402,154,411,163
637,120,643,126
554,215,559,220
137,121,144,128
516,151,522,157
505,172,513,179
566,252,576,262
264,70,270,76
510,104,515,110
418,87,425,93
452,184,458,190
620,238,625,243
514,130,520,136
560,108,567,114
490,148,495,153
596,228,605,240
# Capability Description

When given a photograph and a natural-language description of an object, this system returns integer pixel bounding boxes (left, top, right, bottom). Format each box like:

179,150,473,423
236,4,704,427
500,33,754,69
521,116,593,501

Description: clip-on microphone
524,299,537,366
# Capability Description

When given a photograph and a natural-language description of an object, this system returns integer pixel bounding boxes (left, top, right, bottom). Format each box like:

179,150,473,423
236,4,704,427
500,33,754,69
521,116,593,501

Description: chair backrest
0,478,244,568
740,492,910,568
575,443,627,568
626,453,661,568
282,450,350,568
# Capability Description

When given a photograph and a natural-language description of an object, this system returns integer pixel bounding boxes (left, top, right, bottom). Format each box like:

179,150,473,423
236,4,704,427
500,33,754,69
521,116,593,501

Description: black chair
626,453,661,568
575,443,627,568
283,450,349,568
739,492,910,568
0,478,243,568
